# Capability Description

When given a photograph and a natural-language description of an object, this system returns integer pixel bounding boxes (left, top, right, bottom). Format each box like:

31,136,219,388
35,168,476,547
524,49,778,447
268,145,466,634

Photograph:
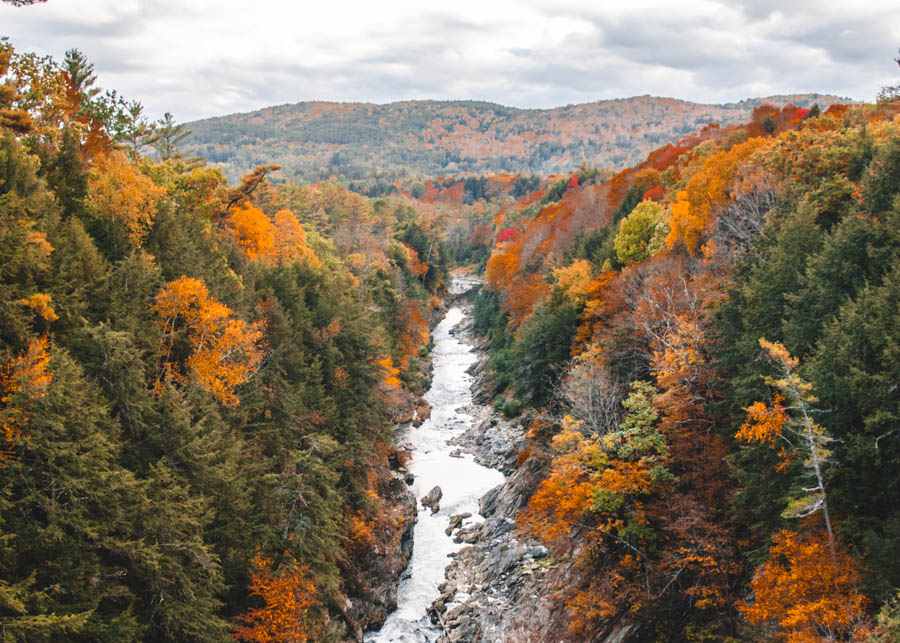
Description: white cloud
2,0,898,122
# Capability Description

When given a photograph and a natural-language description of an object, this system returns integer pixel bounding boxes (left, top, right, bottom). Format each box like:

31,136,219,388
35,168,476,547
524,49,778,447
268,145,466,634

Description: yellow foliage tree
553,259,594,302
272,209,320,267
88,150,165,244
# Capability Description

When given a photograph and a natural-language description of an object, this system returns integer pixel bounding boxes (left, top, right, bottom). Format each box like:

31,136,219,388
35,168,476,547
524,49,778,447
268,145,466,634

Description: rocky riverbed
366,276,625,642
425,299,579,642
365,280,505,642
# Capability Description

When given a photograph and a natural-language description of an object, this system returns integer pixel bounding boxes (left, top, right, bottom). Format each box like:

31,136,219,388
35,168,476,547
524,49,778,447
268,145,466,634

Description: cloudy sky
3,0,899,122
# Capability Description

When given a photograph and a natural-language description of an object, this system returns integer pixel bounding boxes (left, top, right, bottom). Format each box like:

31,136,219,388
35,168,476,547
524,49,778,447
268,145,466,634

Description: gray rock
526,545,548,559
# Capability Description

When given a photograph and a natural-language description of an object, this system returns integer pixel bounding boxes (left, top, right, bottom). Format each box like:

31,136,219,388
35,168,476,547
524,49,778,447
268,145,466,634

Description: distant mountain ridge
185,94,853,186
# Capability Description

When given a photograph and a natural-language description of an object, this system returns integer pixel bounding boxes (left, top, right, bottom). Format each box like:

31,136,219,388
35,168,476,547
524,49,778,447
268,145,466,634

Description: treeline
0,42,450,640
472,97,900,640
184,94,847,186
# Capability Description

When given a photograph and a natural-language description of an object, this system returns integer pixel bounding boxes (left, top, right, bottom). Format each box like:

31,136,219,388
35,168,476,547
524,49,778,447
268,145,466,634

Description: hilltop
186,94,851,186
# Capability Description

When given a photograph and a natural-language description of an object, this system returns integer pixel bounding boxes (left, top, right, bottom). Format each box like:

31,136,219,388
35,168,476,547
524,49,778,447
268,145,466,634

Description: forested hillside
0,42,465,640
2,31,899,643
469,95,900,639
185,95,849,188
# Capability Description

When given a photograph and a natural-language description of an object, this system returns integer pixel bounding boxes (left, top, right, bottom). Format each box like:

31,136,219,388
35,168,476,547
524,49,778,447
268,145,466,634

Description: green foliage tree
613,200,668,265
147,112,192,161
507,289,580,406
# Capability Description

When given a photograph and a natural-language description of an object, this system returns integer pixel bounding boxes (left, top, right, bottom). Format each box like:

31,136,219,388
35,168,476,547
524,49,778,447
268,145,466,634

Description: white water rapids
366,278,505,642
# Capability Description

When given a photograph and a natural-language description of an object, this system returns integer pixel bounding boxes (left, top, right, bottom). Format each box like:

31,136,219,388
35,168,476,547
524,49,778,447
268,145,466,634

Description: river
366,278,504,642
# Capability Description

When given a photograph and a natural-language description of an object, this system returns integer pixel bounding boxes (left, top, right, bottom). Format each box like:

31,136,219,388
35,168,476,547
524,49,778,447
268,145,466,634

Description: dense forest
184,95,848,188
0,41,464,640
470,91,900,639
1,31,899,643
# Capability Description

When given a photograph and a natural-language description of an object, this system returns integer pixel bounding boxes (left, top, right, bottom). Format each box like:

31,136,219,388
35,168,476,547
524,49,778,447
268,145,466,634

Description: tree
234,553,320,643
0,42,33,133
508,289,579,406
151,276,266,407
146,112,192,161
613,200,668,264
88,92,156,158
0,336,51,461
876,48,900,103
738,529,867,641
736,339,837,554
272,209,320,267
62,49,98,102
87,149,165,246
557,345,625,436
228,202,276,262
519,382,675,634
225,165,281,212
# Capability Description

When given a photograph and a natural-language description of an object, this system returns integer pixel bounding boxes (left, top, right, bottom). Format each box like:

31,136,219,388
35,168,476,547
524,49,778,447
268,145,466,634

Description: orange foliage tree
738,529,868,641
17,293,58,323
234,553,320,643
403,243,429,278
398,300,429,372
272,209,320,267
519,383,675,633
228,202,276,262
378,356,401,390
666,137,766,254
0,336,52,462
151,276,265,407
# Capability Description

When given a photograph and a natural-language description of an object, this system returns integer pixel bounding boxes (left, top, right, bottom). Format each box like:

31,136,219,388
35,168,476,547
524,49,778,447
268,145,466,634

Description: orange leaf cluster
152,276,265,407
273,209,321,267
228,202,276,262
312,317,341,345
403,244,429,277
378,356,402,390
1,336,52,462
738,530,868,641
399,301,430,371
736,393,789,446
228,203,322,267
666,137,766,254
25,230,53,259
234,553,319,643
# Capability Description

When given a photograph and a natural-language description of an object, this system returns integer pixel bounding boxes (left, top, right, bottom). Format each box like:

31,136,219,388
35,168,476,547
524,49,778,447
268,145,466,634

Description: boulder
412,399,432,427
421,485,443,513
445,512,472,535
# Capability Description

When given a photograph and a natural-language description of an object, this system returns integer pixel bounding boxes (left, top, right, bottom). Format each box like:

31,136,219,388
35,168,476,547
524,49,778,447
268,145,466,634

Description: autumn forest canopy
0,34,899,642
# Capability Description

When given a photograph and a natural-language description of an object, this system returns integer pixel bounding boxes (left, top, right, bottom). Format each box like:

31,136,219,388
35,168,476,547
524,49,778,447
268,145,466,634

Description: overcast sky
3,0,899,122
